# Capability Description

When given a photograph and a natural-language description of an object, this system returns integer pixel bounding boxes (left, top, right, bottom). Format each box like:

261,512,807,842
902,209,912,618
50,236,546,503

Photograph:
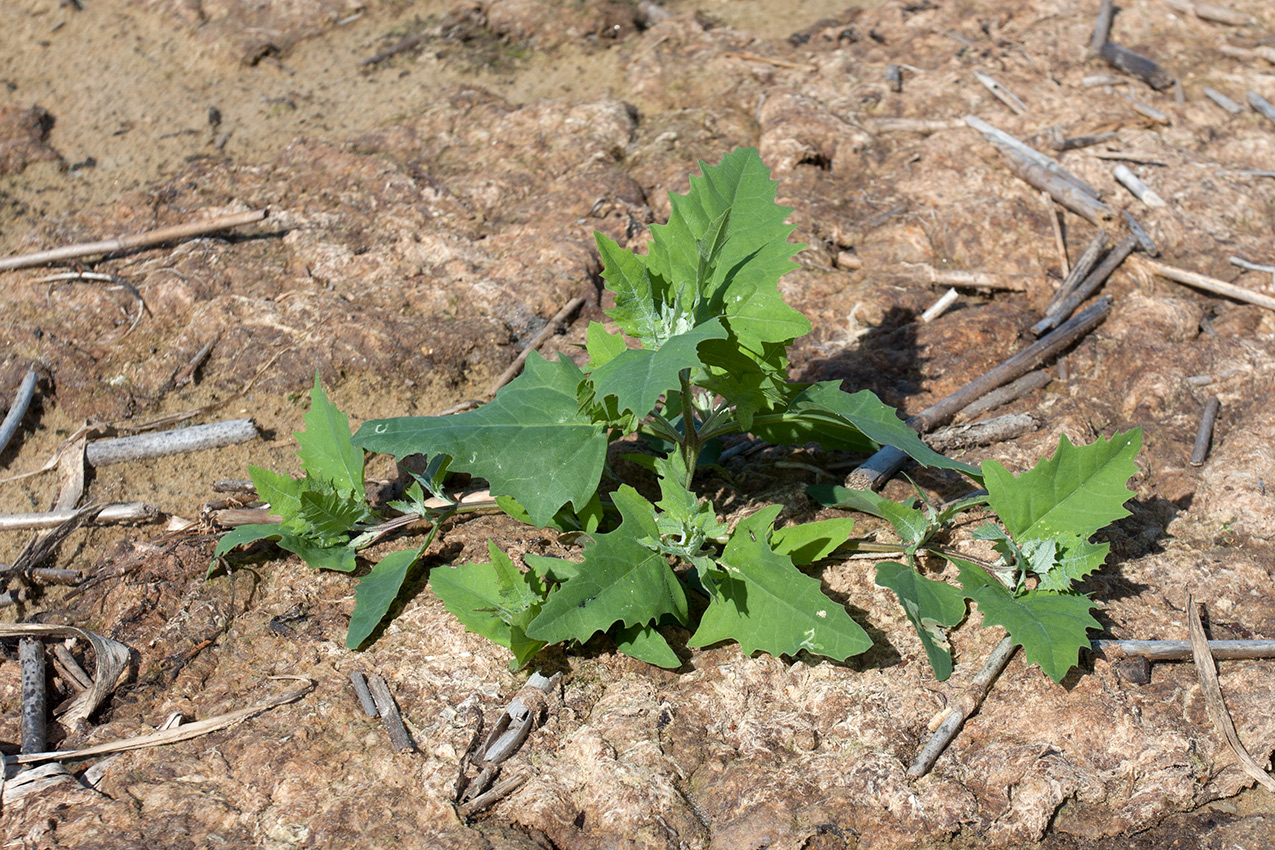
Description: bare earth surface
2,0,1275,847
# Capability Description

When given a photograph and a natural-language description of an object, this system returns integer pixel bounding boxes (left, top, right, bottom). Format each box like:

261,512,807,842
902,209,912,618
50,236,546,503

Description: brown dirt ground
2,0,1275,847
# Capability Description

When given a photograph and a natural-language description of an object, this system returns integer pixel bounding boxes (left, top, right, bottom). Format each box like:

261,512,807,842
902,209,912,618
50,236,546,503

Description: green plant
214,148,1140,683
209,376,469,649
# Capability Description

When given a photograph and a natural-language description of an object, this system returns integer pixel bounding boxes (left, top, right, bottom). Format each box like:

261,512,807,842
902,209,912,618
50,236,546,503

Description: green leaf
811,485,930,549
208,523,286,576
875,561,967,681
430,543,547,669
984,428,1141,542
695,338,792,430
647,148,811,350
585,321,629,371
770,517,855,565
597,232,668,344
687,506,872,661
754,383,979,476
615,623,681,668
347,546,423,649
275,534,358,573
353,353,607,528
248,467,304,526
1036,536,1110,593
298,488,368,546
526,486,689,644
295,374,365,501
589,319,728,419
948,554,1099,683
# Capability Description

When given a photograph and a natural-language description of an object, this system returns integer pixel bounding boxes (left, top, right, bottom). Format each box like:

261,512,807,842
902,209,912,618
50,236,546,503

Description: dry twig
909,636,1018,777
487,296,586,397
85,418,258,467
0,369,38,461
1189,396,1220,466
1187,596,1275,791
1139,257,1275,310
0,209,268,272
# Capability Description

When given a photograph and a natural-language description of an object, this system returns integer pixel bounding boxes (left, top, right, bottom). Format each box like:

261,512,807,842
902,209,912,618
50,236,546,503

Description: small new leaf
430,542,547,669
589,319,728,419
615,622,681,668
295,374,366,501
770,517,855,565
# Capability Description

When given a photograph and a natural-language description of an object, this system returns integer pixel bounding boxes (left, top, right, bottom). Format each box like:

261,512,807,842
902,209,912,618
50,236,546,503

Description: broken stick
1189,396,1220,466
86,419,258,467
1099,41,1175,91
1033,234,1137,335
0,369,38,460
0,209,268,272
909,635,1017,777
487,296,586,396
847,298,1111,490
1093,638,1275,661
1139,257,1275,310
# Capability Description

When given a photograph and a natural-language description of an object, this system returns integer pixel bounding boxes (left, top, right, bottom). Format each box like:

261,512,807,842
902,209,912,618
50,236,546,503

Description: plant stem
678,370,700,487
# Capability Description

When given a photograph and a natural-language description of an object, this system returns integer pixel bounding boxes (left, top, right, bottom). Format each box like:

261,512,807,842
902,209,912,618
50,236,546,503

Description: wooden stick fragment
957,370,1052,420
85,418,258,467
965,116,1104,199
1048,129,1117,151
1162,0,1254,26
925,413,1039,451
1247,91,1275,125
870,118,964,134
1045,191,1069,277
1089,0,1116,56
1187,596,1275,792
886,64,903,93
0,209,267,272
1123,212,1159,257
1094,638,1275,661
0,369,38,460
1124,95,1172,124
1189,396,1220,466
348,671,379,717
974,70,1028,114
999,146,1115,224
927,268,1027,291
1099,42,1175,91
848,298,1112,489
19,638,47,755
361,30,430,66
487,296,586,397
13,677,314,764
367,673,416,753
0,502,156,532
1033,235,1136,335
1203,87,1244,114
909,635,1017,777
920,288,959,322
723,52,816,72
457,773,528,817
1139,257,1275,310
1046,230,1109,316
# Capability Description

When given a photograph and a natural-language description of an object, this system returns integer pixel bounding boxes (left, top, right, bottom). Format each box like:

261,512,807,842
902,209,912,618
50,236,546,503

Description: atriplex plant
213,148,1140,683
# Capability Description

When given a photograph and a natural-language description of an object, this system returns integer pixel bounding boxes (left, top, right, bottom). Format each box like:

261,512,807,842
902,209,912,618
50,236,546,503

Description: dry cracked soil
2,0,1275,847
